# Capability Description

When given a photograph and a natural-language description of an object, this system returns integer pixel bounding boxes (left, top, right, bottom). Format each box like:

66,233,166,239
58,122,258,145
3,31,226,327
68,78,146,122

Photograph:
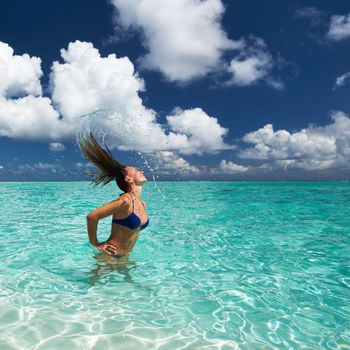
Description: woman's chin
138,178,147,185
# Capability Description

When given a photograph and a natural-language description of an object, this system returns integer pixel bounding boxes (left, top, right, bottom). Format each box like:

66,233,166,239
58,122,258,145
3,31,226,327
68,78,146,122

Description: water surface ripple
0,182,349,349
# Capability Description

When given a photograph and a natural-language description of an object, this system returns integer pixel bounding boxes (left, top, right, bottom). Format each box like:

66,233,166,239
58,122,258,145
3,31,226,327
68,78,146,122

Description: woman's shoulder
117,193,132,206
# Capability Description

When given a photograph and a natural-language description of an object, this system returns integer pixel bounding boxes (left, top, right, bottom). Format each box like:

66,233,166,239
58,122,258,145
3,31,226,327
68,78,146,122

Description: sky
0,0,350,181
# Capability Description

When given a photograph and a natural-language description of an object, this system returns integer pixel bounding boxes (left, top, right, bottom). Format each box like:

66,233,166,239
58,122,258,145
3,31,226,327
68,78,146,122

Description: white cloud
0,41,65,140
239,111,350,171
0,41,234,177
49,142,66,151
218,160,248,174
89,107,231,156
51,41,231,155
151,151,201,175
0,165,4,170
50,40,147,121
109,0,242,82
227,37,282,89
334,72,350,89
165,107,232,155
0,41,231,158
0,95,63,140
0,42,42,98
150,157,250,176
50,40,167,151
109,1,283,87
326,13,350,41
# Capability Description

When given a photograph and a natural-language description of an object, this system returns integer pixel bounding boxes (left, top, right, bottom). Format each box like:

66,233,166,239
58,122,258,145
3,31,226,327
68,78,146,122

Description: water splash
137,151,166,199
74,108,166,198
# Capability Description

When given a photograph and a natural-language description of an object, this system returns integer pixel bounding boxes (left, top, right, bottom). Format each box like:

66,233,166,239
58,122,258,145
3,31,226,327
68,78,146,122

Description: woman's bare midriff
103,195,148,254
106,224,141,254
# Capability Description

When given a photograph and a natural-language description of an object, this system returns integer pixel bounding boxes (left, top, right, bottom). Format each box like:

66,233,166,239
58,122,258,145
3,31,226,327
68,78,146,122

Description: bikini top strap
128,193,134,211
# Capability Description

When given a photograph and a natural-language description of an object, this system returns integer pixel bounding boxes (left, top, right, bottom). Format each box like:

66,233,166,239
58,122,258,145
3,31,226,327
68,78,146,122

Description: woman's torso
106,193,148,254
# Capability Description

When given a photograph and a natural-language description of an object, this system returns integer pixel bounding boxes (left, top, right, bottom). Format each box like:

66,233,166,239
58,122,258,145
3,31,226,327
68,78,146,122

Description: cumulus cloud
227,37,282,89
51,41,231,155
109,1,284,87
109,0,242,82
165,107,231,155
151,151,201,175
326,13,350,41
50,40,147,121
0,40,231,161
88,108,231,156
49,142,65,151
50,40,166,151
0,95,63,140
138,153,252,177
218,160,248,174
0,42,63,140
334,72,350,90
238,111,350,171
0,42,42,98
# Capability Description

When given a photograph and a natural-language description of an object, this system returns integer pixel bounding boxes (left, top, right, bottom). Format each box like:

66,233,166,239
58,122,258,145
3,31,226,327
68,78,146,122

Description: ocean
0,181,349,349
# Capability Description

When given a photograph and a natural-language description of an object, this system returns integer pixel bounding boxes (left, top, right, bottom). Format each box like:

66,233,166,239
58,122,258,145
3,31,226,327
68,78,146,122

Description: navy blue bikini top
112,193,149,230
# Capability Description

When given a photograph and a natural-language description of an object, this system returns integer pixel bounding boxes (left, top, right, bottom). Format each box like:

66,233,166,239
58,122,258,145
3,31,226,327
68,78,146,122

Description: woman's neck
128,185,142,199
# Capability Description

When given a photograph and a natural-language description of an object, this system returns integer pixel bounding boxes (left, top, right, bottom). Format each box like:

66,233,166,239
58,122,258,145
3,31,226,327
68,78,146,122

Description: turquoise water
0,181,349,350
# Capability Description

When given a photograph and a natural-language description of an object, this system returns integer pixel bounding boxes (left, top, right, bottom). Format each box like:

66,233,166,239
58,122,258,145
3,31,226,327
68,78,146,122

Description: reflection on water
88,253,137,285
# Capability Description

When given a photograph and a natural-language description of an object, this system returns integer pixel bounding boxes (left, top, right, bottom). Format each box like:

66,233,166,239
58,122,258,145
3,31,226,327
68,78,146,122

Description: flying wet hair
77,132,129,191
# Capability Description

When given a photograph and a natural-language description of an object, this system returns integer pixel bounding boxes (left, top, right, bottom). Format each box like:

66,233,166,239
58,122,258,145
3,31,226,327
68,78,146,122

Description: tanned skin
86,166,148,256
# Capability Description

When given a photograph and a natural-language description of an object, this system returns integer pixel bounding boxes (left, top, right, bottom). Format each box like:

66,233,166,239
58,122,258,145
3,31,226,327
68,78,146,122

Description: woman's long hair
77,132,129,191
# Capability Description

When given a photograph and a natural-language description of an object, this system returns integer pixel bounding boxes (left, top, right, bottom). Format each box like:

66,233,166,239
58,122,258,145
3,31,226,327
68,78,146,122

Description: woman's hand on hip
96,242,119,255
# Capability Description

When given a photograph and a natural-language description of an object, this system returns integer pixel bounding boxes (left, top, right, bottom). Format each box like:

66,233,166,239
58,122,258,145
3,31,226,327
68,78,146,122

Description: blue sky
0,0,350,181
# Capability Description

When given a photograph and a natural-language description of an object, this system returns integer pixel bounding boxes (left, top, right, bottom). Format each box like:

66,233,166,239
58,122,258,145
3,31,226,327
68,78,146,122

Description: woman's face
125,166,147,185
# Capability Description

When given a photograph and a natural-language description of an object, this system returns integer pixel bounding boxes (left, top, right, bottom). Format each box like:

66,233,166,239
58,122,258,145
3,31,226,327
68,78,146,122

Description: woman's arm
86,216,99,246
86,195,129,246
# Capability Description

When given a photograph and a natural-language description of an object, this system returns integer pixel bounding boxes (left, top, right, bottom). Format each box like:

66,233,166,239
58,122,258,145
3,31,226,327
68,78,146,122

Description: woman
78,132,149,258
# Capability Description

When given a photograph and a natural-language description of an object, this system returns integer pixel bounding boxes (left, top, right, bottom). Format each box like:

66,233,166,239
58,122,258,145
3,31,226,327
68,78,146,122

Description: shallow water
0,181,349,349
